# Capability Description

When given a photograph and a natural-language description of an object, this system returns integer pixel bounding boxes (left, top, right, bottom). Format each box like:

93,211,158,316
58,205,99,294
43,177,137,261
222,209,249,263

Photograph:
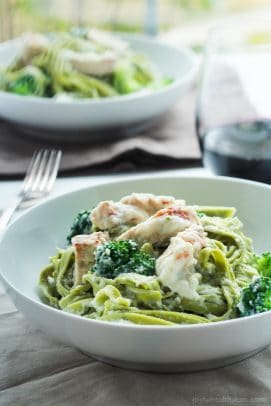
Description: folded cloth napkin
0,88,201,178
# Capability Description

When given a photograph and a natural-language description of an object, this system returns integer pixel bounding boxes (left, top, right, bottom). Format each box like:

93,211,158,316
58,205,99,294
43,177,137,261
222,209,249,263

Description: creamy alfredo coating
156,225,206,299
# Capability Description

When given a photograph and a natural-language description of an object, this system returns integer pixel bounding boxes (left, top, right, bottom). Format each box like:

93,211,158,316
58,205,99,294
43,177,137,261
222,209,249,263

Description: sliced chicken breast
21,33,49,64
63,49,117,76
72,232,109,285
156,225,206,299
118,205,199,246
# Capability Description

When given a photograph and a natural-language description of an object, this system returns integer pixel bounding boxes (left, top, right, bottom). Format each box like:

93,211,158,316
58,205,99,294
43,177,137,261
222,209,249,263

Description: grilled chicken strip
91,201,148,232
156,225,206,299
118,205,199,246
21,33,49,64
64,49,117,76
72,232,109,285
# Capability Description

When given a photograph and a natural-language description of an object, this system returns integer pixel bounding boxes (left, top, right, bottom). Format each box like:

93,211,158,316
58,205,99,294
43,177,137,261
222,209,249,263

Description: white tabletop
0,167,207,210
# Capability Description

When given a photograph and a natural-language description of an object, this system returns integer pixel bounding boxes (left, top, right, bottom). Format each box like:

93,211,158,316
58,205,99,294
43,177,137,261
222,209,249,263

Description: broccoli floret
113,60,143,94
8,74,36,95
7,66,48,96
67,210,92,243
255,252,271,278
92,239,156,279
237,276,271,317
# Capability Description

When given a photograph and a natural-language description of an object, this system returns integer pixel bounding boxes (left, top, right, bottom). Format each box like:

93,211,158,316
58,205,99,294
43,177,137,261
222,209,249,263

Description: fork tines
22,149,62,196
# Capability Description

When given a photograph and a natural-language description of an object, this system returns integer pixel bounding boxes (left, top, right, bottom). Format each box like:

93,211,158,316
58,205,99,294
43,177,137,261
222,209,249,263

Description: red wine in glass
197,119,271,184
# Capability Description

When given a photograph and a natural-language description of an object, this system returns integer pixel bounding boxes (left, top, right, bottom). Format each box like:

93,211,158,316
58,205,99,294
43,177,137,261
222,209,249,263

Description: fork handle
0,196,23,233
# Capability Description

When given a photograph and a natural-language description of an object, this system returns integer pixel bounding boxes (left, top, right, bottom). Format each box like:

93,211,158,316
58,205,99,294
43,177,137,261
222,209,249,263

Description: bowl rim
1,174,271,331
0,34,198,106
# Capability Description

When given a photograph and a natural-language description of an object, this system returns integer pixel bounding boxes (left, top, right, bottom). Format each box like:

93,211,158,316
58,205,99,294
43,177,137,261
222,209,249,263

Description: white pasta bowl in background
0,35,197,137
1,175,271,372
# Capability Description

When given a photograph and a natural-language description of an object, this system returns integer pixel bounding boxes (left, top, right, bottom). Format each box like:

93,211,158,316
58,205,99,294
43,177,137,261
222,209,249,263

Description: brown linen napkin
0,88,201,178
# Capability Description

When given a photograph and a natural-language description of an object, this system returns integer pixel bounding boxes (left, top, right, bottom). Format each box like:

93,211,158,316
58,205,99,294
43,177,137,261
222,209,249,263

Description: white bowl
0,35,197,138
1,175,270,372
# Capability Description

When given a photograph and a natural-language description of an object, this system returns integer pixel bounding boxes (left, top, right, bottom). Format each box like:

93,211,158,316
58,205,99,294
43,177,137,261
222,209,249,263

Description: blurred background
1,0,271,48
1,0,271,182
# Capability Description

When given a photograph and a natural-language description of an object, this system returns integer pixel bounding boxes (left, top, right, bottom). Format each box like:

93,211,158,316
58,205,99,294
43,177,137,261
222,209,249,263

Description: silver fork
0,149,62,232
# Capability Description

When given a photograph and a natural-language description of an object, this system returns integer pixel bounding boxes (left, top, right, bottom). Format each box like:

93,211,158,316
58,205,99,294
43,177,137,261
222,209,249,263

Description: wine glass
196,19,271,183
